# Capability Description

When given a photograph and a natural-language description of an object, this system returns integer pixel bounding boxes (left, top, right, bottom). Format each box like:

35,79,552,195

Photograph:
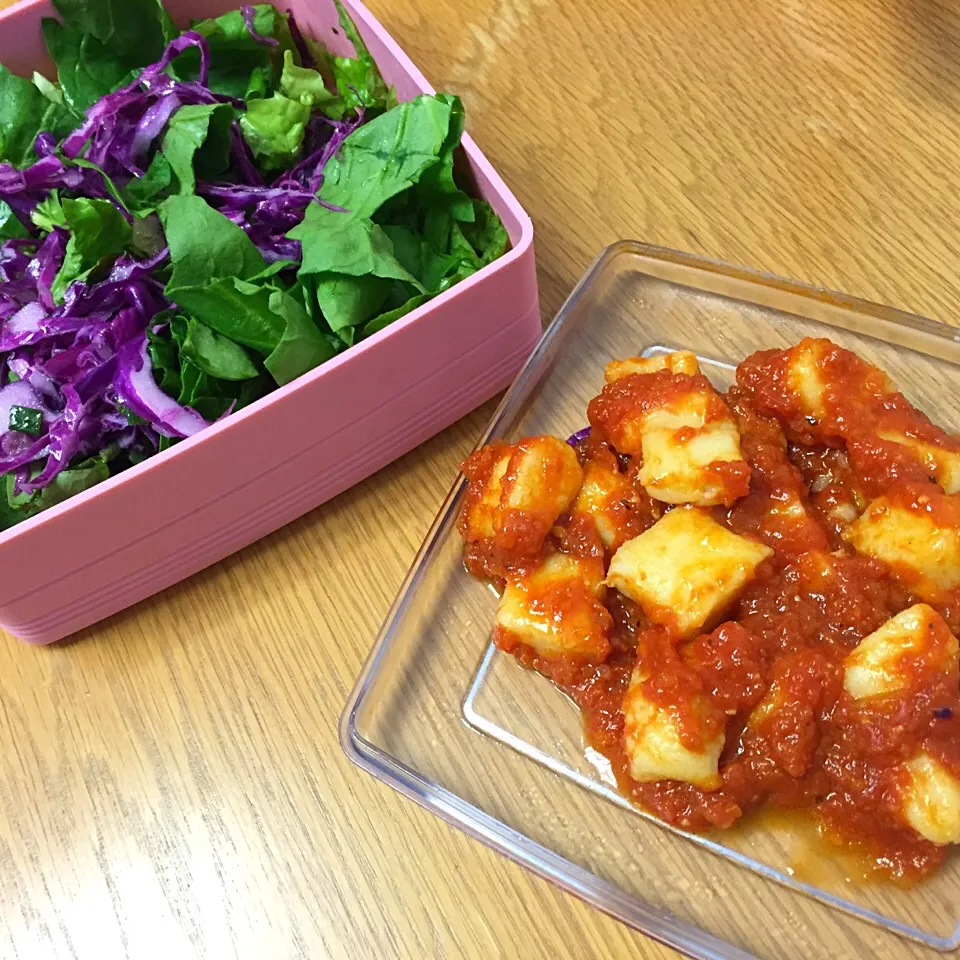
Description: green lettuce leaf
239,93,310,169
188,5,293,100
279,48,339,111
330,0,389,113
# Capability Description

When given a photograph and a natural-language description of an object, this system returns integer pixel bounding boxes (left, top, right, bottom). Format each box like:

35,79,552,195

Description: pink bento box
0,0,539,644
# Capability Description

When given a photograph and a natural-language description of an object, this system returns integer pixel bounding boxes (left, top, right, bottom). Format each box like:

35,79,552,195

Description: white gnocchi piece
494,552,610,661
786,338,831,421
605,507,773,638
847,493,960,603
572,459,642,550
461,436,584,555
460,448,512,540
501,435,583,521
900,752,960,846
604,350,700,384
622,664,724,789
877,429,960,496
639,412,746,507
843,604,959,701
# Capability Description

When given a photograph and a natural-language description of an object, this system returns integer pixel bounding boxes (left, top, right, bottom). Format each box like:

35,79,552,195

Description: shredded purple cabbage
566,427,591,447
0,10,405,522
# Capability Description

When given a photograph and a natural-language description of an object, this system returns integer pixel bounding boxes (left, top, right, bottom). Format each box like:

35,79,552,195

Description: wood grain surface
4,0,960,958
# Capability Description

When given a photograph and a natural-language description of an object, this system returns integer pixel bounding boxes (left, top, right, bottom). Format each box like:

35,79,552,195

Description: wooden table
4,1,960,957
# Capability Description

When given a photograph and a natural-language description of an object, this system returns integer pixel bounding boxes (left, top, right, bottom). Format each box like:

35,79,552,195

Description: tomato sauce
463,342,960,882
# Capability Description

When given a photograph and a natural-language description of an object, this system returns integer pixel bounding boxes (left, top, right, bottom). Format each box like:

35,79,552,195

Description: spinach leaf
52,197,132,302
415,93,474,222
176,359,231,420
313,273,391,334
162,103,234,195
0,65,76,167
38,457,110,509
160,195,265,289
380,224,422,279
319,94,452,218
146,324,182,397
51,0,172,64
124,153,173,212
264,289,338,385
239,94,310,169
361,292,431,338
167,277,284,354
180,316,260,380
292,204,422,285
462,199,509,265
0,201,28,239
41,20,133,114
189,5,292,99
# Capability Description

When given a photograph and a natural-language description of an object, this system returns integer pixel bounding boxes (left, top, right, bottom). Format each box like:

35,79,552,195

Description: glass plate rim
339,240,960,959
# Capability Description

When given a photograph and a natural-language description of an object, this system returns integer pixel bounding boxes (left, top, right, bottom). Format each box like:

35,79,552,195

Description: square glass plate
341,241,960,960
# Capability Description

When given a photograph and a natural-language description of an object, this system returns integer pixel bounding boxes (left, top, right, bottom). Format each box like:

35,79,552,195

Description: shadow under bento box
0,0,540,644
342,241,960,960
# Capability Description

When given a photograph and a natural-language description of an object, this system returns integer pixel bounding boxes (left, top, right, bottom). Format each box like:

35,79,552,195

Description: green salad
0,0,507,529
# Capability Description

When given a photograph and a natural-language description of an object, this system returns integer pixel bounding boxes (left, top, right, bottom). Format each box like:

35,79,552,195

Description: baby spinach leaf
239,93,310,169
168,277,283,354
146,324,182,397
0,65,76,167
176,360,231,420
313,273,391,334
180,316,260,380
160,195,265,289
41,20,135,114
124,153,173,212
264,289,338,385
361,292,431,338
51,0,172,64
52,197,132,302
380,224,422,280
189,5,292,99
0,201,28,239
41,21,129,113
416,93,474,223
319,94,452,218
162,103,234,195
291,204,422,286
462,199,509,265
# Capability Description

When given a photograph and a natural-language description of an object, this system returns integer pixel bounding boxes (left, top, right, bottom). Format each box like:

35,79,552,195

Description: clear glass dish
340,241,960,960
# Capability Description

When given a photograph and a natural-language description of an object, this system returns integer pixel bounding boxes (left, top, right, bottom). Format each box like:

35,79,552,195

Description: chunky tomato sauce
464,340,960,882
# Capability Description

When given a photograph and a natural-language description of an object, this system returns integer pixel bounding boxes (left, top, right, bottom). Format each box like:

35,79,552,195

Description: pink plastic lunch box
0,0,540,644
